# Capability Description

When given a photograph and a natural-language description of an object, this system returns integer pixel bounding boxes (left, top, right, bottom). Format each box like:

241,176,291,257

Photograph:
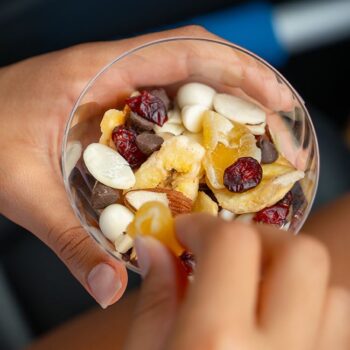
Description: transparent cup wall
62,38,319,273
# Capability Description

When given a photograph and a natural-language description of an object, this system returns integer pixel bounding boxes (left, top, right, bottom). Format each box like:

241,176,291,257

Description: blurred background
0,0,349,348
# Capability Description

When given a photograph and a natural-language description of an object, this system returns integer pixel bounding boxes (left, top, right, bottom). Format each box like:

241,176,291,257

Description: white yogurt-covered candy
99,204,134,241
213,93,266,125
235,213,255,223
177,83,216,109
114,234,134,254
83,143,135,189
219,209,236,221
181,105,208,133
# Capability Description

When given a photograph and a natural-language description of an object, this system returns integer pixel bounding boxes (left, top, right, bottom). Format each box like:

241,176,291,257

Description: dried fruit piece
223,157,262,193
153,120,185,136
136,132,164,155
203,112,261,189
202,110,233,151
180,251,195,274
257,135,278,164
91,182,120,209
83,143,135,189
167,108,182,124
193,191,218,216
127,201,184,256
126,90,168,126
112,126,147,168
254,192,292,226
99,109,126,145
198,182,217,203
211,156,304,214
131,135,205,200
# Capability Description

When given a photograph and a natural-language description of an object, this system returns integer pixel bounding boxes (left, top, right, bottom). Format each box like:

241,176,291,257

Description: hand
0,25,294,308
124,216,350,350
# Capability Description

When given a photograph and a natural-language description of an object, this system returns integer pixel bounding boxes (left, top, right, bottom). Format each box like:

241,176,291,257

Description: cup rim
62,36,320,270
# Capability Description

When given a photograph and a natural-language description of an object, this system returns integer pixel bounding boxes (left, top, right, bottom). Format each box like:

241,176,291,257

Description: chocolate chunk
91,182,120,209
150,88,171,110
257,135,278,164
70,167,99,222
70,167,94,199
127,111,154,132
290,182,306,214
136,132,164,155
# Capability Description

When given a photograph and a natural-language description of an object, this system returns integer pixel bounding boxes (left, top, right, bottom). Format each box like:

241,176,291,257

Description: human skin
0,26,294,308
27,214,350,350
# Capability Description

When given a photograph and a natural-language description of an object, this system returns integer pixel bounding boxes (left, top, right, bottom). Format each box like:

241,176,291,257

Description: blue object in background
170,1,288,67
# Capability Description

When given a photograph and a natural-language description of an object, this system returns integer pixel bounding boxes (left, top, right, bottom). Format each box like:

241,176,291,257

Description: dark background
0,0,349,348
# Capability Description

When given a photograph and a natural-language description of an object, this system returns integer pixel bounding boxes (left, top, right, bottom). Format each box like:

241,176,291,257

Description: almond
124,188,192,216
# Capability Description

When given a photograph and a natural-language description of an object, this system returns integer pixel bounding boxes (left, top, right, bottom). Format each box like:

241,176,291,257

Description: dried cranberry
254,191,293,226
223,157,262,193
112,126,146,168
180,251,195,275
125,90,168,126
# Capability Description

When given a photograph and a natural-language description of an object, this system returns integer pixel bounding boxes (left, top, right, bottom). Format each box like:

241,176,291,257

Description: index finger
77,26,294,113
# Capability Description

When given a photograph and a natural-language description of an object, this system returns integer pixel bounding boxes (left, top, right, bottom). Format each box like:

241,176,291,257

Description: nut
83,143,136,189
124,188,192,216
213,93,266,125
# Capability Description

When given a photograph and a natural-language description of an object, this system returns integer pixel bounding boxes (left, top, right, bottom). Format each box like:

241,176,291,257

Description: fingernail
87,263,122,309
134,236,151,278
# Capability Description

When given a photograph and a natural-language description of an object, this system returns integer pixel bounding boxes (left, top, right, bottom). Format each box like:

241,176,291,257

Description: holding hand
0,25,293,308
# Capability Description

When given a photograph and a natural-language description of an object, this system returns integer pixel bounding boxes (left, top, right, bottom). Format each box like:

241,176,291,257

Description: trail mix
75,82,306,271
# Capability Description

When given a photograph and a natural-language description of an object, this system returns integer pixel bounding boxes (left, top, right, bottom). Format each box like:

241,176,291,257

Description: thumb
0,158,128,309
124,236,186,350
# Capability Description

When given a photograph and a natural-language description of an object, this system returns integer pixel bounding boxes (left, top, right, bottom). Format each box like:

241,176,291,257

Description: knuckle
222,222,259,249
180,25,208,36
47,225,89,263
290,235,330,270
201,221,260,256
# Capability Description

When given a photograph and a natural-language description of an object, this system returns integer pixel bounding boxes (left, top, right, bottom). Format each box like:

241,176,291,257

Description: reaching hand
124,216,350,350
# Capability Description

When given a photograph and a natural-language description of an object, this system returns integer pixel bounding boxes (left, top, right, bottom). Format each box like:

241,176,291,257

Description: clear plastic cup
61,37,319,274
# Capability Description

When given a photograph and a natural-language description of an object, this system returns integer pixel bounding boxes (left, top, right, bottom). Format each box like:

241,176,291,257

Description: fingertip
175,213,218,246
135,236,175,279
87,262,127,309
